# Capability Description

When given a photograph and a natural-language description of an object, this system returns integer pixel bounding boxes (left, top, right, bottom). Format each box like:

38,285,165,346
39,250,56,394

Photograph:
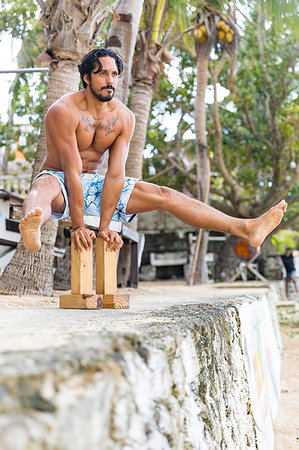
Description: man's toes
35,207,43,216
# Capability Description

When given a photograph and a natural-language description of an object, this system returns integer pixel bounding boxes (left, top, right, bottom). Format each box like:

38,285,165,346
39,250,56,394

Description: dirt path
274,328,299,449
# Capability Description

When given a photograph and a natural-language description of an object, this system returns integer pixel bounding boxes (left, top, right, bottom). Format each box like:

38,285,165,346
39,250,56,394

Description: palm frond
262,0,299,37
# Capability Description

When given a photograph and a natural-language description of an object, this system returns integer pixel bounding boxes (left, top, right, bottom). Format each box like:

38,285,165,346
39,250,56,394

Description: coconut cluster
193,24,208,43
193,20,235,44
216,20,235,43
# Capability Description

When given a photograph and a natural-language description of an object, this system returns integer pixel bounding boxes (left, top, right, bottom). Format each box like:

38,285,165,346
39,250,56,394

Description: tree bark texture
193,47,212,284
195,48,210,203
42,0,110,61
99,0,144,177
126,83,154,180
106,0,144,105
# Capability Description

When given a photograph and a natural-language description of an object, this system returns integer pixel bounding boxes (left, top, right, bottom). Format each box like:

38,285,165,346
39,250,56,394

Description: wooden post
96,238,117,294
96,237,129,308
71,241,93,294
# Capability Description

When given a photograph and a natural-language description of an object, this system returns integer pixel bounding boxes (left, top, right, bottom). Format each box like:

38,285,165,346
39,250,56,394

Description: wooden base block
60,293,130,309
101,294,130,309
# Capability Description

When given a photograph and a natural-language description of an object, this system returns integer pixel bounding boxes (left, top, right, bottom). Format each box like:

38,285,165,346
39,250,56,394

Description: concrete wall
0,284,282,449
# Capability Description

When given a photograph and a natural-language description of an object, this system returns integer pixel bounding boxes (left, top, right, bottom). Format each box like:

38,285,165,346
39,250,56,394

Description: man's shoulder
48,92,83,112
46,92,84,124
114,98,134,117
117,100,135,128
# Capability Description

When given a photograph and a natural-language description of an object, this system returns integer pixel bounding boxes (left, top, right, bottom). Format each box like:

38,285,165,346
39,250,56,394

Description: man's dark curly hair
78,48,124,89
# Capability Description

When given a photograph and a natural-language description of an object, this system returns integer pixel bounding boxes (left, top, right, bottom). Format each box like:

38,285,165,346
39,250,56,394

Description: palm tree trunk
99,0,144,177
117,82,154,287
106,0,144,105
194,47,211,284
126,83,154,179
0,62,80,296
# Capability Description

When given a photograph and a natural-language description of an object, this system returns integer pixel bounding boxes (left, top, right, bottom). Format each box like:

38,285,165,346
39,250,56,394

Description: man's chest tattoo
81,115,119,137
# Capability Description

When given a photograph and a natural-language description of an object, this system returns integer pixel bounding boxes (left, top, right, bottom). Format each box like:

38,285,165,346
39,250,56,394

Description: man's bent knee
30,175,65,208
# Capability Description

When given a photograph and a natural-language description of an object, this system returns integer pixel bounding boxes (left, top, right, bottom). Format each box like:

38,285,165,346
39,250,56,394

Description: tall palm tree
126,0,192,181
191,2,237,283
0,0,113,295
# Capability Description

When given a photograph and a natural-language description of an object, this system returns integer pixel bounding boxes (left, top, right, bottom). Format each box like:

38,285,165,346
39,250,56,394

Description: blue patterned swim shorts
34,170,139,223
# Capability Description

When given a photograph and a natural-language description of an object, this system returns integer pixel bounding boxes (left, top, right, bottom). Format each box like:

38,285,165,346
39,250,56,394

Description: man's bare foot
247,200,287,247
19,207,43,252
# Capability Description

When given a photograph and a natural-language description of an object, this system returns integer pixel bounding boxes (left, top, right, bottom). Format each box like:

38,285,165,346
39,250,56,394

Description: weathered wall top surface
0,281,282,449
0,281,270,353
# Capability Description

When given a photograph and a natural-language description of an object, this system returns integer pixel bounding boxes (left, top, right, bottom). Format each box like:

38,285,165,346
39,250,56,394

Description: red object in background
234,238,257,261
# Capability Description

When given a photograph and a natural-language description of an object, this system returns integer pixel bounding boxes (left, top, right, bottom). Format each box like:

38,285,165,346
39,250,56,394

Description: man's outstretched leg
291,273,298,293
127,182,287,247
19,175,65,252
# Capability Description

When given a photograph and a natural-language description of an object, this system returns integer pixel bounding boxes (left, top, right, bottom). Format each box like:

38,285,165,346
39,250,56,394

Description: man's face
286,249,292,257
87,57,119,102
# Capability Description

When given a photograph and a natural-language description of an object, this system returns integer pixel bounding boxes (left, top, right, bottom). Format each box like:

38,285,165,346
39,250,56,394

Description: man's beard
90,82,115,102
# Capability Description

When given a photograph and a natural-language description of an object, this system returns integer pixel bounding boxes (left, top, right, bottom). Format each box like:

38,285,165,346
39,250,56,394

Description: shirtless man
19,48,287,254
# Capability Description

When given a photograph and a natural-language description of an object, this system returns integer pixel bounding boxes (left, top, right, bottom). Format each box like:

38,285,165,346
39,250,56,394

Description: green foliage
212,8,299,210
0,0,46,168
144,51,197,192
259,0,299,39
0,0,38,37
271,229,299,254
9,72,47,163
140,0,194,50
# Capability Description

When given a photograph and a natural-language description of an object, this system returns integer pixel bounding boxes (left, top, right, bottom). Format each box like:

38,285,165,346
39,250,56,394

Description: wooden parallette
59,237,130,309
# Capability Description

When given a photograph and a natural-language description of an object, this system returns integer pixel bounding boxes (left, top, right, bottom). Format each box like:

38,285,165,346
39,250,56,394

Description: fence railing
0,174,31,195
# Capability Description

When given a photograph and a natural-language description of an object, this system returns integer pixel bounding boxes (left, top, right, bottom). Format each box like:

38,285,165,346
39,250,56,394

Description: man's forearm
99,176,124,230
65,174,85,228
